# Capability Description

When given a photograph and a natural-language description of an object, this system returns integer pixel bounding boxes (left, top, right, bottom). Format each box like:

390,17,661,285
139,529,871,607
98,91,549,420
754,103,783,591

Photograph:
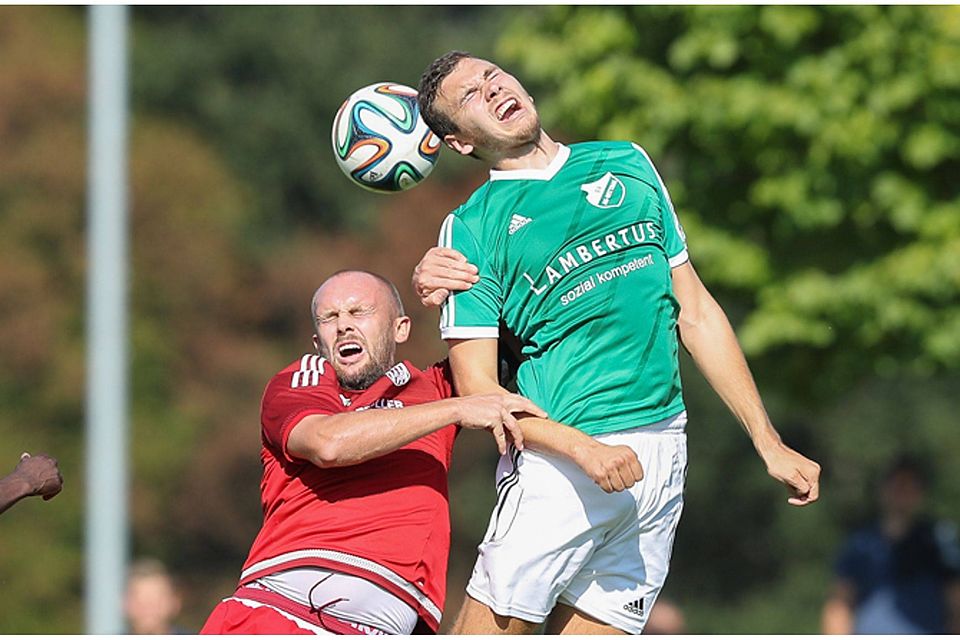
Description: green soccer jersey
438,141,689,436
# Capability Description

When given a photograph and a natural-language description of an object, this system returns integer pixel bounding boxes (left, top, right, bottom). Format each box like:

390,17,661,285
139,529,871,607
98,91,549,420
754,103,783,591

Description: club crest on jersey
581,172,625,209
385,362,411,386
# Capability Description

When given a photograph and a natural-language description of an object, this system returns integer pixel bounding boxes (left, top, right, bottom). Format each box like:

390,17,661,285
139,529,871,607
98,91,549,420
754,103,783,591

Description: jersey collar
489,143,570,182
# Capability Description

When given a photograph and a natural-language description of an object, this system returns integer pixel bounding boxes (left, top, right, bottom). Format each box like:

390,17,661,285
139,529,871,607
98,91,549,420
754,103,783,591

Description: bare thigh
545,604,627,635
451,595,542,635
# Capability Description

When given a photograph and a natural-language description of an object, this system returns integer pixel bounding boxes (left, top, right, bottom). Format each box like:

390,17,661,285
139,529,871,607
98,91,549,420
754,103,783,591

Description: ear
312,334,321,353
394,315,411,344
444,134,474,157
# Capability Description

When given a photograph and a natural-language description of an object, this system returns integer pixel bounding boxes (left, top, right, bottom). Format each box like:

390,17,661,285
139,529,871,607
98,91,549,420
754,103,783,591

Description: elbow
678,294,725,334
311,436,349,468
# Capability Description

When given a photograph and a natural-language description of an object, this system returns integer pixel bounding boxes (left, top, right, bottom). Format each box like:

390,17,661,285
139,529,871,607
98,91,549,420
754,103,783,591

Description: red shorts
200,586,386,635
201,598,322,635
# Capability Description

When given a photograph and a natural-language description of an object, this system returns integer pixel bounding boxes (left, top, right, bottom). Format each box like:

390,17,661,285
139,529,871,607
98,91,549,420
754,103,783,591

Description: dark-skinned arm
0,453,63,515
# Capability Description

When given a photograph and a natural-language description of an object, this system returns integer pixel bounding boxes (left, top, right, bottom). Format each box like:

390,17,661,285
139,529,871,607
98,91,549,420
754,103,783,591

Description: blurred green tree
494,5,960,632
499,5,960,399
0,6,271,631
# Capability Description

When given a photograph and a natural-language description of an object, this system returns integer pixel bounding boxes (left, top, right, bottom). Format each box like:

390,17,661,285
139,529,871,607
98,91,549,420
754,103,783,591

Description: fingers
423,289,451,307
428,247,473,265
600,478,613,493
42,480,63,500
610,468,627,493
589,446,642,493
414,247,479,305
506,395,547,420
785,469,820,507
430,258,479,279
502,411,524,451
490,422,507,456
427,276,475,293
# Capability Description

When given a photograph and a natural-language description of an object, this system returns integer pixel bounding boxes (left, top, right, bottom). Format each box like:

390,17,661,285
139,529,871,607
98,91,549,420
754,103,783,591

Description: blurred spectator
643,596,687,634
124,558,187,634
822,456,960,634
0,452,63,515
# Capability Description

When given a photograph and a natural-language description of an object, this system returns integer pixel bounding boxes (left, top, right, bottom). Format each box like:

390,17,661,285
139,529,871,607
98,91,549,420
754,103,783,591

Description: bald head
310,270,411,391
311,270,404,333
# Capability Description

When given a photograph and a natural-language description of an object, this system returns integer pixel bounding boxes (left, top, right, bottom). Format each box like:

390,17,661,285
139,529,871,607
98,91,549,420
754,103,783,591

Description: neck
490,131,559,172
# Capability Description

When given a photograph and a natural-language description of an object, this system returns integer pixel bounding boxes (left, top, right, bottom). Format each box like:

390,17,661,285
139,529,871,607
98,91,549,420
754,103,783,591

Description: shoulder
263,354,337,402
571,140,636,153
441,187,498,244
571,141,660,172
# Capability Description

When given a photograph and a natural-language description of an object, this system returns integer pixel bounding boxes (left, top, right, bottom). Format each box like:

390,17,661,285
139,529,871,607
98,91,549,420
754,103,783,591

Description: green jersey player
413,51,821,635
437,139,688,436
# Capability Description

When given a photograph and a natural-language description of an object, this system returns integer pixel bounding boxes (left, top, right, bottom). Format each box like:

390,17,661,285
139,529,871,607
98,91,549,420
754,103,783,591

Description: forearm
449,353,593,462
448,338,643,492
679,297,782,455
0,475,31,515
293,398,463,467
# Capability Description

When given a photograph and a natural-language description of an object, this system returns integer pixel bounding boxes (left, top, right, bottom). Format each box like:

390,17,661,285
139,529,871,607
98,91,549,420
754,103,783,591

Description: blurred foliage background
0,5,957,634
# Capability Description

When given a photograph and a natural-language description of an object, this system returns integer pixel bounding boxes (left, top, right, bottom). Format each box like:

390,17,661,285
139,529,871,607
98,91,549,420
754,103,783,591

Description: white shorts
465,411,688,634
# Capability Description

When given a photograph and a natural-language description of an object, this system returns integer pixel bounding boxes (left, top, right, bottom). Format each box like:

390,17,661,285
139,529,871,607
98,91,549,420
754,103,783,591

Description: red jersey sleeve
261,356,342,463
426,359,454,399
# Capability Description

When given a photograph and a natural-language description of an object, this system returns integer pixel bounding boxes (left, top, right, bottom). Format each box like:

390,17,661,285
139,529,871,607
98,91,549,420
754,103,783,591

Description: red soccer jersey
239,354,456,632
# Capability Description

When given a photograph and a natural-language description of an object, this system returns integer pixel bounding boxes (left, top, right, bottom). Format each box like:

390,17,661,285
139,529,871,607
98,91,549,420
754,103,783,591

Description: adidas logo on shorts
623,598,644,616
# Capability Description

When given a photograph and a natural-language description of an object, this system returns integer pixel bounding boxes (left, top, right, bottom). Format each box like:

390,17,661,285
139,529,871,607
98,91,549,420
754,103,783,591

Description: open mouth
496,97,521,122
336,341,365,364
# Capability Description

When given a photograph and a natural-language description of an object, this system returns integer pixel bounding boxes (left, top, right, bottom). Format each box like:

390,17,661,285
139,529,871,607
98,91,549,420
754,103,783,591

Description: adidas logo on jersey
508,214,533,235
623,598,644,616
291,354,326,389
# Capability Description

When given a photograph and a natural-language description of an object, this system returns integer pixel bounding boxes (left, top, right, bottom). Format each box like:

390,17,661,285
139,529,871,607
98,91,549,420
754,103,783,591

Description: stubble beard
322,332,396,392
474,110,542,157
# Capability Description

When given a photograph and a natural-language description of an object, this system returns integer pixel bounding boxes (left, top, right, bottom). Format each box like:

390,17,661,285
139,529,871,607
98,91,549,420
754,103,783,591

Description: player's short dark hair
417,50,474,139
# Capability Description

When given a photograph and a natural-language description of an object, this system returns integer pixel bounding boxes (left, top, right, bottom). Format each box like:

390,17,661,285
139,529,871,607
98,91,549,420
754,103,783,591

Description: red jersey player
201,270,542,635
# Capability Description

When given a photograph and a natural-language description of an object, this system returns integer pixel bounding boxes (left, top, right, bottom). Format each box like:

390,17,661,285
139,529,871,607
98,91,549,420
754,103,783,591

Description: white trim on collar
489,143,570,182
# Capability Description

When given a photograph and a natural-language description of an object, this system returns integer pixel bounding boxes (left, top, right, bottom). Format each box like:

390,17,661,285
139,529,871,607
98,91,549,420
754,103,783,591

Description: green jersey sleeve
632,143,688,268
437,212,502,340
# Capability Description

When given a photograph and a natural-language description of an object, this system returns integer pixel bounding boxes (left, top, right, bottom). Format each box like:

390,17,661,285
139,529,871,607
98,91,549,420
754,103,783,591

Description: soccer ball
331,82,441,193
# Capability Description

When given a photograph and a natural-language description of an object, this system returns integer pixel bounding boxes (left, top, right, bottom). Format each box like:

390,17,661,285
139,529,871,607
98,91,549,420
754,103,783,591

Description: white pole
84,5,130,634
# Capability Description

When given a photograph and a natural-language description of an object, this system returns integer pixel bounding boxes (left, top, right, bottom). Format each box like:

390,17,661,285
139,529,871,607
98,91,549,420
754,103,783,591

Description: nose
484,79,502,102
335,311,356,334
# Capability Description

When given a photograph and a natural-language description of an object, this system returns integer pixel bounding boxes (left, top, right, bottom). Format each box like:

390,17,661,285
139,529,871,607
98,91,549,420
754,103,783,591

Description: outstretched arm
447,338,644,493
0,453,63,515
672,261,821,506
287,392,545,468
